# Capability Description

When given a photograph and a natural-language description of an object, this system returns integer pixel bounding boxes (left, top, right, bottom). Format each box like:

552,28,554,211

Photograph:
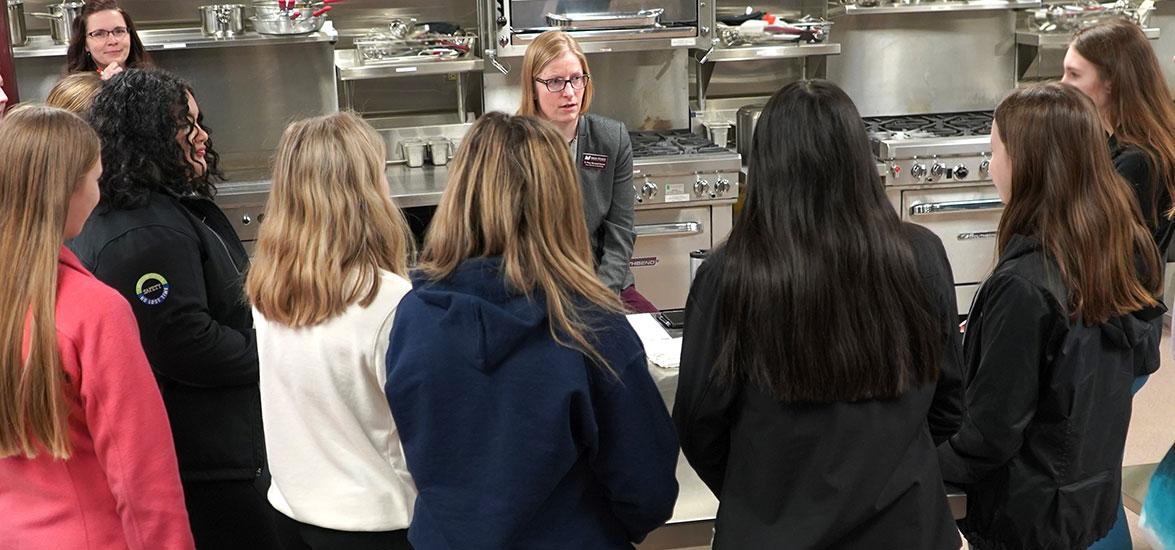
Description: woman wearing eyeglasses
517,31,656,313
65,0,151,81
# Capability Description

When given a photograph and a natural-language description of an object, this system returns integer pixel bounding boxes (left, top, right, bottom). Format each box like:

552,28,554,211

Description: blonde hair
0,105,100,459
419,112,623,369
517,31,593,118
246,112,414,327
46,73,103,118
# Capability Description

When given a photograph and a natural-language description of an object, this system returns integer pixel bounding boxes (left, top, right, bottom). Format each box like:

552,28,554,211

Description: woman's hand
100,61,125,81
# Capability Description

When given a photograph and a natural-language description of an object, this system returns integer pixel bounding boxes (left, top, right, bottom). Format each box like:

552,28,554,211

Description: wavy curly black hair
90,69,224,209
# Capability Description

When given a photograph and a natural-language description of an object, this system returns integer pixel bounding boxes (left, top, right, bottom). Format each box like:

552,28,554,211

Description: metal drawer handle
635,221,704,238
910,198,1004,216
958,231,998,241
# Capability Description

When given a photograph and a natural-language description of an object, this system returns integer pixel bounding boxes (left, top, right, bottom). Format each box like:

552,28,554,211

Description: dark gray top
573,113,636,292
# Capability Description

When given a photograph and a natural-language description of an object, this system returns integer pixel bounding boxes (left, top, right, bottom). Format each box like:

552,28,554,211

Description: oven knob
641,181,658,200
930,162,946,177
910,163,928,178
979,159,990,175
241,215,252,225
694,177,710,197
953,164,970,179
715,177,731,195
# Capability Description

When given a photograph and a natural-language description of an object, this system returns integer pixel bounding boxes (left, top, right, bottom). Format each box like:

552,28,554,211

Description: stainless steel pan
544,9,663,30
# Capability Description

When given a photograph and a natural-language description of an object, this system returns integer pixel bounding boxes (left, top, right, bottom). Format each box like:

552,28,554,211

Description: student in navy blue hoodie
385,112,680,550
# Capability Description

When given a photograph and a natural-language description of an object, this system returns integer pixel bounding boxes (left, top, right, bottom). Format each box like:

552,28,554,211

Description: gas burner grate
629,129,729,157
864,111,994,141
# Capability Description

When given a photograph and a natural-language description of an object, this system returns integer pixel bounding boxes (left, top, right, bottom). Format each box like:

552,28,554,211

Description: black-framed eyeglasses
534,74,590,93
87,27,129,40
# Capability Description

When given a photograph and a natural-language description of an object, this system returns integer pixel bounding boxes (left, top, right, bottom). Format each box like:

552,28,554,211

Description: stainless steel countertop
13,26,338,59
214,163,449,208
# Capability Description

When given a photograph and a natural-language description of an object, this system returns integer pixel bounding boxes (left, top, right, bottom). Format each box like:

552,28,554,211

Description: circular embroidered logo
135,273,170,306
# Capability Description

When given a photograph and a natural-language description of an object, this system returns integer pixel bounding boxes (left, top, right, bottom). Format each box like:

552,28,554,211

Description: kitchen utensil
250,12,326,35
29,1,85,45
544,9,664,31
428,138,453,166
401,139,426,168
199,4,245,38
736,103,765,164
702,121,731,149
7,0,27,47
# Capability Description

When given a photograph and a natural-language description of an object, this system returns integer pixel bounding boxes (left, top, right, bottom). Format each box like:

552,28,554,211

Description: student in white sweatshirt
245,112,417,550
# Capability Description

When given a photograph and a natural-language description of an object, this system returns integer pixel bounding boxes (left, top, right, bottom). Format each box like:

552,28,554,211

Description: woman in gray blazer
516,31,657,313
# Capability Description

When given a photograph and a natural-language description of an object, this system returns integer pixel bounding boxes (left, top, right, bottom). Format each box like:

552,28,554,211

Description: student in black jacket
936,83,1164,550
674,80,963,549
68,69,280,550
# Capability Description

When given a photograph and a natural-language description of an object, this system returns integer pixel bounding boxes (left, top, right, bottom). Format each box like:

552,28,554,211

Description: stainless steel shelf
335,50,483,81
1015,27,1160,47
13,26,338,59
830,0,1042,16
693,42,841,63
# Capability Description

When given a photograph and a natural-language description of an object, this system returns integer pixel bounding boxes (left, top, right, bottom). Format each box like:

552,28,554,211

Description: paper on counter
626,313,682,369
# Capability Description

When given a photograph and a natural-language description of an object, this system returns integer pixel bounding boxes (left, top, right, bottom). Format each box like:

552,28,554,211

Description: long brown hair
516,31,594,118
0,105,101,459
419,112,623,369
65,0,152,74
247,112,413,327
1072,18,1175,221
995,82,1160,323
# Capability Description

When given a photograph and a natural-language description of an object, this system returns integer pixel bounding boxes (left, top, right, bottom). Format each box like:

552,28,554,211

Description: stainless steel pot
736,103,765,165
7,0,27,47
199,4,245,38
29,1,85,45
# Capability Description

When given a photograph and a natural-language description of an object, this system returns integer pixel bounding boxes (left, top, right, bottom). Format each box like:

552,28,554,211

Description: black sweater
674,223,963,549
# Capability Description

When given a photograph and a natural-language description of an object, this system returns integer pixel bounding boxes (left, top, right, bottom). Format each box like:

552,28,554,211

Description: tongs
278,0,340,20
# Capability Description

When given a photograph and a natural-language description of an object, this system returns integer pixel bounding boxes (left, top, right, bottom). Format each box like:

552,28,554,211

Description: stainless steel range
628,129,741,310
867,111,1001,314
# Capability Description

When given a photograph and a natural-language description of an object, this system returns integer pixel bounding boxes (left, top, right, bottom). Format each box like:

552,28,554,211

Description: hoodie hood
410,257,549,371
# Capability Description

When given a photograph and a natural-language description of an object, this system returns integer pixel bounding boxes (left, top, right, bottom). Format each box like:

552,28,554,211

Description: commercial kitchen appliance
866,111,1000,314
628,129,741,310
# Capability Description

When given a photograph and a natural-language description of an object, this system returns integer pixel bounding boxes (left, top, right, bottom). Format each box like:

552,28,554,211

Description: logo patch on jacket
582,152,608,170
136,273,170,305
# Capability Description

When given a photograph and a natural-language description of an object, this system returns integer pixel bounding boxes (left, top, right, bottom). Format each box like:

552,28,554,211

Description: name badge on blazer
582,153,608,170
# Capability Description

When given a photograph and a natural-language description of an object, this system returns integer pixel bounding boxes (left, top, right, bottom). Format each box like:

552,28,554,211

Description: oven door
631,206,712,310
903,186,1004,314
509,0,698,30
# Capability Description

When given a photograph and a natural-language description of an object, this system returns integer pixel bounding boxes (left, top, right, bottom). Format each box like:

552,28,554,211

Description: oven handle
909,198,1004,216
635,221,704,238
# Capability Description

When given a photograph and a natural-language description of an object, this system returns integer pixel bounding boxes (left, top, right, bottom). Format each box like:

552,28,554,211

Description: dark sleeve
589,349,681,542
89,226,258,388
596,125,636,292
672,256,738,496
919,231,965,445
936,273,1055,485
1115,148,1159,228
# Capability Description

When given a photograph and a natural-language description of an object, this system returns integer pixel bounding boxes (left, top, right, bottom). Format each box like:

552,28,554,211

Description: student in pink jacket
0,105,195,550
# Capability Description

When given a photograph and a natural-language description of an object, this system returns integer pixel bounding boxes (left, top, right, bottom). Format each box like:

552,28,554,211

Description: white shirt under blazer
255,270,416,531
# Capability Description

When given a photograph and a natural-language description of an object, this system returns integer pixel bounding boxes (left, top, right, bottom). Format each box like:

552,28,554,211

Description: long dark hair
90,69,224,209
1071,18,1175,222
995,83,1160,323
714,80,941,403
65,0,152,74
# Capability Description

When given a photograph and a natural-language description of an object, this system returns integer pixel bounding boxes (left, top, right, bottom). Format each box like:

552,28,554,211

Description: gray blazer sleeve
596,126,636,292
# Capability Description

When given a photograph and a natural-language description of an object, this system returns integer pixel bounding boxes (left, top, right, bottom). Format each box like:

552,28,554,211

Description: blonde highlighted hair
419,112,623,369
517,31,593,118
46,72,103,118
246,112,414,327
0,105,101,459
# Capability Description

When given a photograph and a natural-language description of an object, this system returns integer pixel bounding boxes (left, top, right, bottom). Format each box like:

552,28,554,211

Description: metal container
735,103,765,166
250,13,325,35
199,4,245,38
29,1,84,45
401,139,426,168
428,137,452,166
7,0,26,47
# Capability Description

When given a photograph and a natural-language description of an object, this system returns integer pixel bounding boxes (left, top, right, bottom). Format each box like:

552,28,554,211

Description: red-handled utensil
290,11,301,19
312,5,332,17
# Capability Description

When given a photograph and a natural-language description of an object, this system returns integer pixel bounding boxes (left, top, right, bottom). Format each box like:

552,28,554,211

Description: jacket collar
58,245,88,274
997,233,1042,265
